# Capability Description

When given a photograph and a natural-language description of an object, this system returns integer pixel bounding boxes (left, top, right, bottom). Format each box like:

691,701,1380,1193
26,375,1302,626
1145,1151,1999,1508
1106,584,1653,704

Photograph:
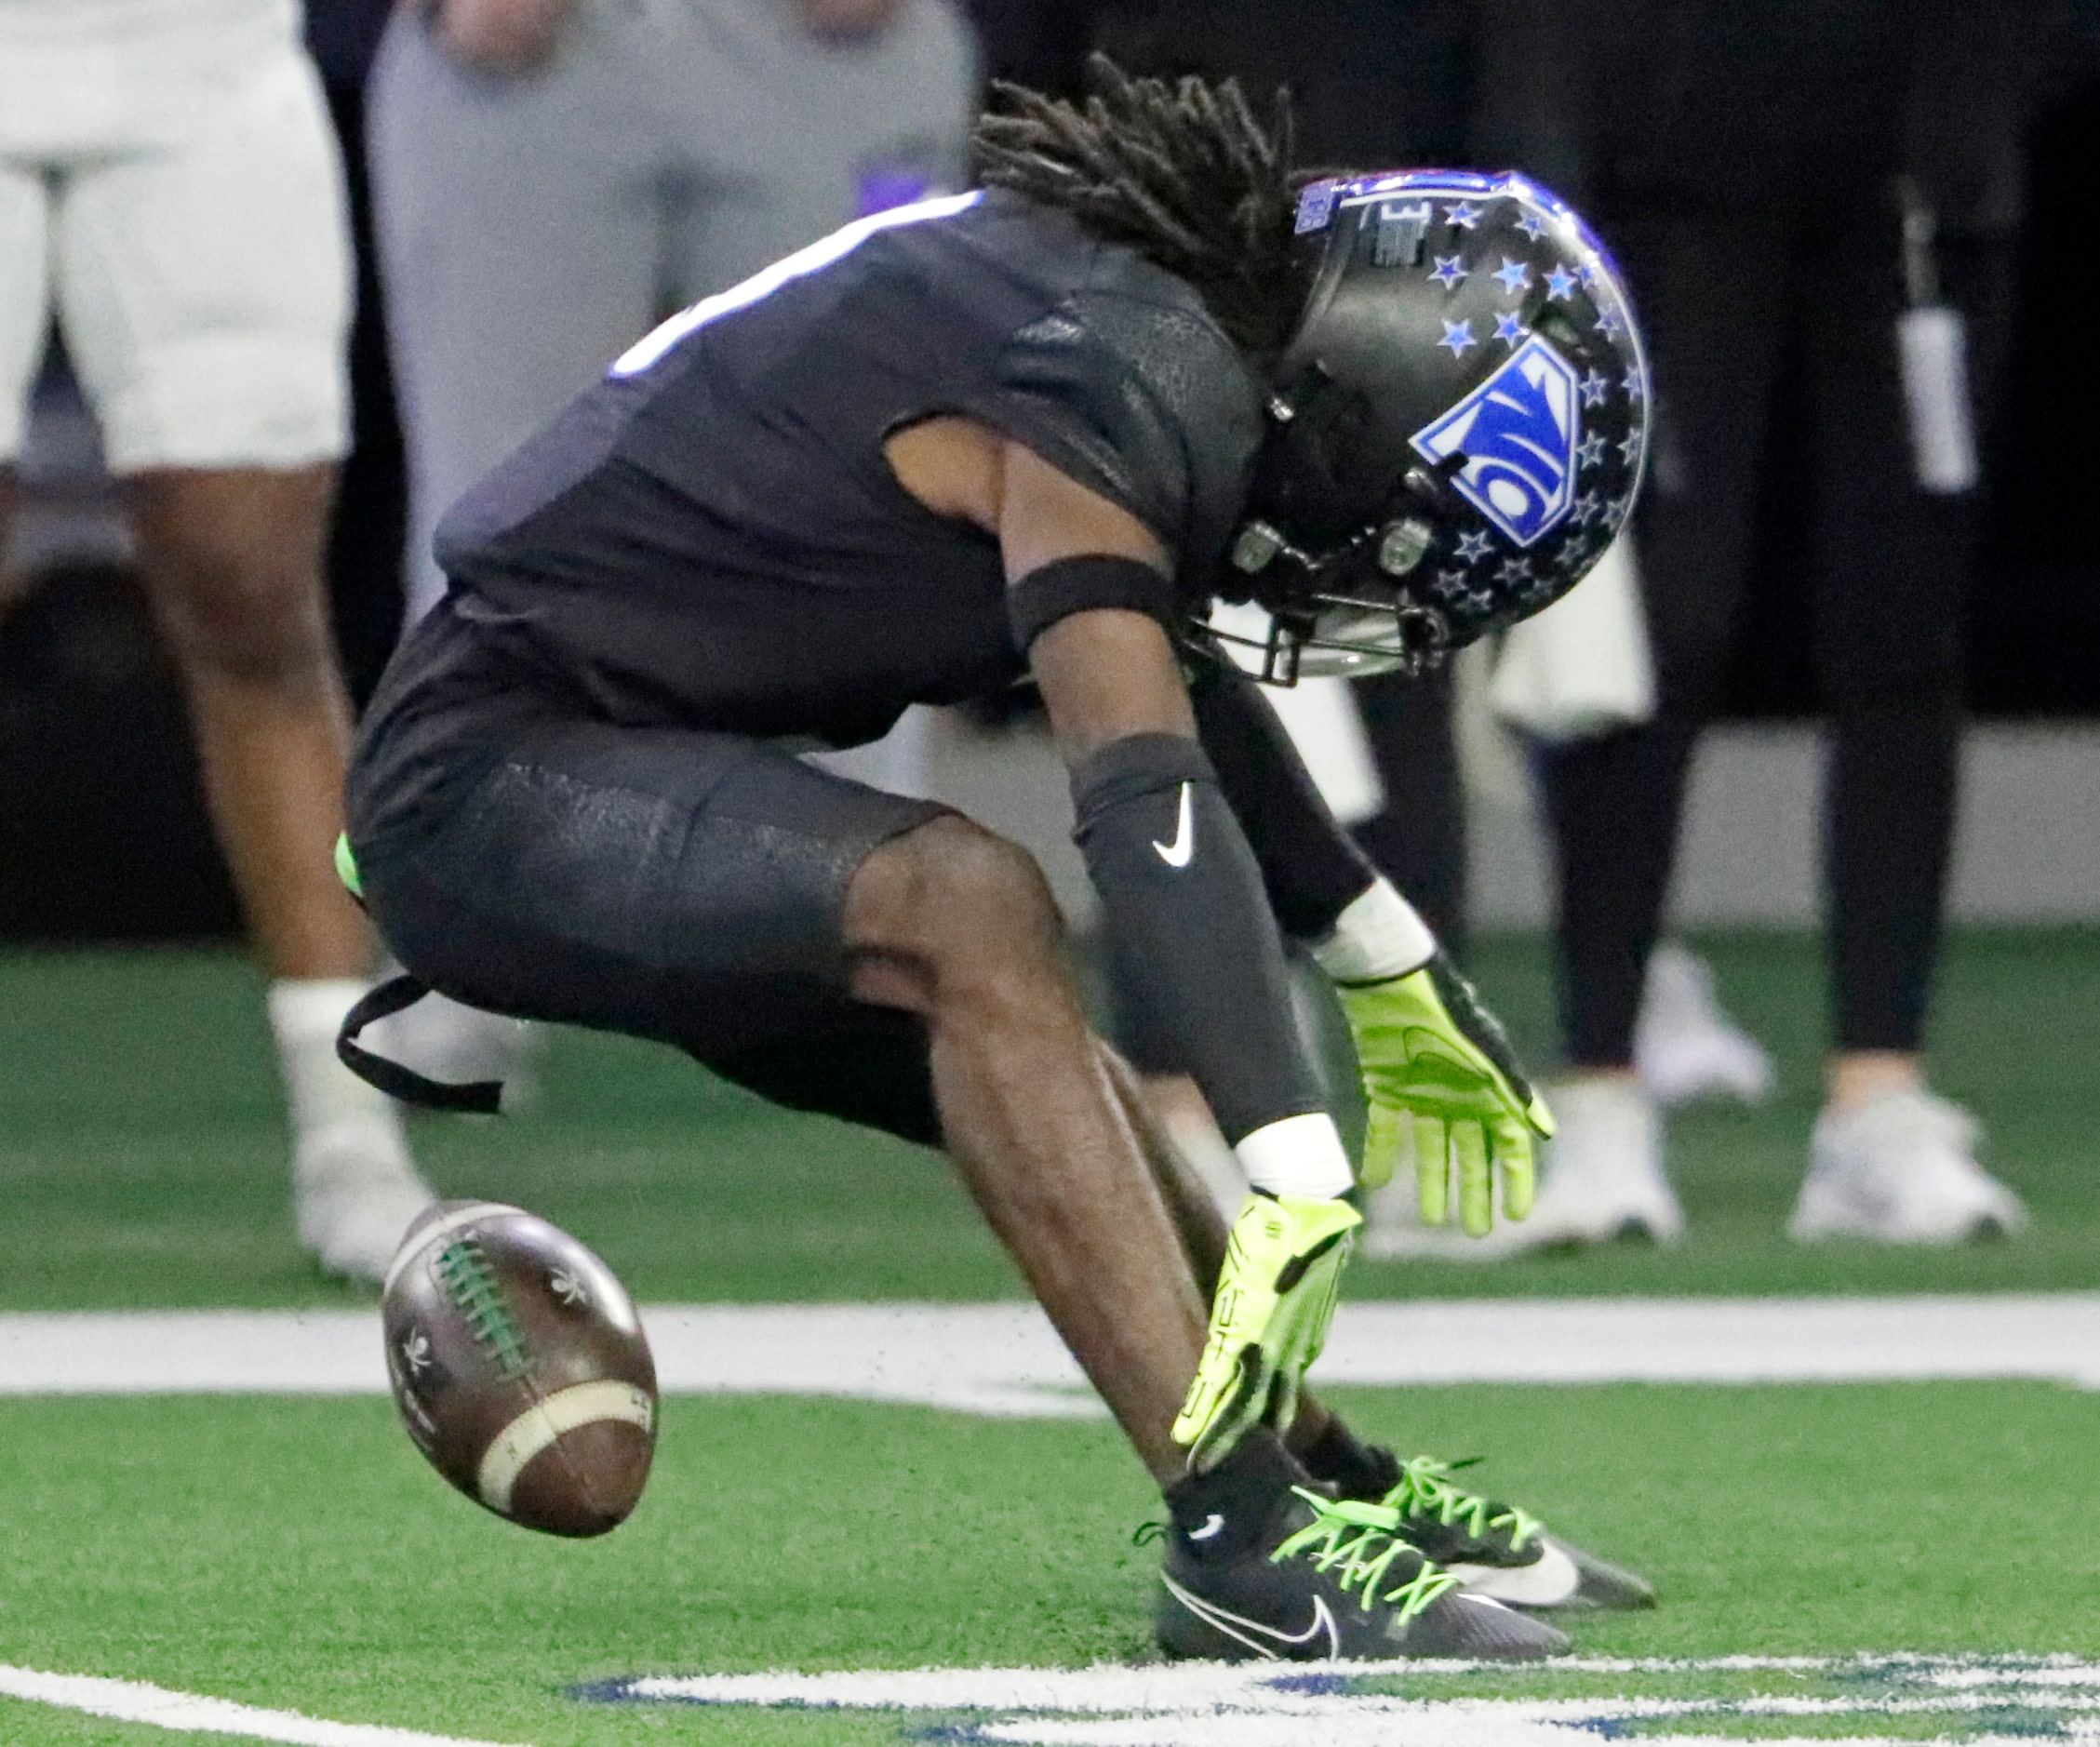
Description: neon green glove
1336,954,1553,1237
1172,1193,1361,1473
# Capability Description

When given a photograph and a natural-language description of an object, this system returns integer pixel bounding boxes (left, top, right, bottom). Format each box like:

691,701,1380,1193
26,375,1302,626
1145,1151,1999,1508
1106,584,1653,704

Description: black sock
1162,1428,1306,1561
1292,1418,1399,1502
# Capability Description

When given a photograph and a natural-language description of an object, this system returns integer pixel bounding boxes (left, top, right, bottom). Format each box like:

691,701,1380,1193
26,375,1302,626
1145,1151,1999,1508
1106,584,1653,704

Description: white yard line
589,1655,2100,1747
0,1664,528,1747
3,1294,2098,1417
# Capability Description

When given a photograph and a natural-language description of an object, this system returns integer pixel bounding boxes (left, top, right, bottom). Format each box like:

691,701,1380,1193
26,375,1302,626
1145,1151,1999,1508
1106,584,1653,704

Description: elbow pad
1070,733,1325,1145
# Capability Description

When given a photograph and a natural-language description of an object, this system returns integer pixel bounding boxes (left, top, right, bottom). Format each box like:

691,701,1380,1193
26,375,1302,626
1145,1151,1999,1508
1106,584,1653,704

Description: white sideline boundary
9,1654,2100,1747
3,1295,2098,1417
0,1663,526,1746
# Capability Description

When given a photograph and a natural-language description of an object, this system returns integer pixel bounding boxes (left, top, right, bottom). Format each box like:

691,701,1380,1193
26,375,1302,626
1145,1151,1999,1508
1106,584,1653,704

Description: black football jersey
432,188,1266,748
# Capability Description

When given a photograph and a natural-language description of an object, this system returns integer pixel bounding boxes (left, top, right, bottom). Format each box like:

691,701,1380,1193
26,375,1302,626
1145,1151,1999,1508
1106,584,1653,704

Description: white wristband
1235,1112,1357,1200
1309,878,1438,985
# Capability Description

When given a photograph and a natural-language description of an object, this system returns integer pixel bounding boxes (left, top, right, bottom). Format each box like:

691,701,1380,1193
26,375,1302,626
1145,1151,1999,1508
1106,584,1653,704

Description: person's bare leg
0,467,33,640
131,463,429,1283
129,464,367,979
1100,1054,1344,1456
844,815,1208,1484
1826,1049,1923,1112
0,467,15,600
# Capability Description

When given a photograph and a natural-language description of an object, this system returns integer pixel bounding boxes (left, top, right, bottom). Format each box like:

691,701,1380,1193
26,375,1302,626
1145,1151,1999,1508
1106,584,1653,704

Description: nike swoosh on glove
1337,954,1553,1236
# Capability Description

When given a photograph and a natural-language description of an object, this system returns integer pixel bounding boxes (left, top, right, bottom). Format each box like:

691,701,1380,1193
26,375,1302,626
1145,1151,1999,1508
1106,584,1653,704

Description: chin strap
329,835,506,1115
335,975,507,1115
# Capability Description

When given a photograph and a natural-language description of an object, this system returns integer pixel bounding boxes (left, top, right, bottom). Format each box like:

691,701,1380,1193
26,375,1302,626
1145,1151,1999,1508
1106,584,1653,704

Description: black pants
1539,197,2011,1064
346,600,950,1144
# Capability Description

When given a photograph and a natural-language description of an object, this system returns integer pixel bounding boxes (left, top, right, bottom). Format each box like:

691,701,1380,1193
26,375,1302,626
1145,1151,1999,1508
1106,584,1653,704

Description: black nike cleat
1153,1434,1569,1662
1350,1452,1655,1612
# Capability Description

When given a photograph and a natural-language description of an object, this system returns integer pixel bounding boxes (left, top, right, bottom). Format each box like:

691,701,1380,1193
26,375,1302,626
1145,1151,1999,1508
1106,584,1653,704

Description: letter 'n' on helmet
1205,170,1651,683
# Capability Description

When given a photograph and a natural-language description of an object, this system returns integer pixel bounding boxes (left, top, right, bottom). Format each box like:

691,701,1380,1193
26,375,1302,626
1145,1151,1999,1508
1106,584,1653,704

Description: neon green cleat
1172,1194,1361,1473
1346,1450,1655,1611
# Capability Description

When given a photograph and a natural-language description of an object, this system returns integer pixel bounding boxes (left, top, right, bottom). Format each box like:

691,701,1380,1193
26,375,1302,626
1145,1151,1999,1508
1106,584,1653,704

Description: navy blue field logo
1411,335,1582,548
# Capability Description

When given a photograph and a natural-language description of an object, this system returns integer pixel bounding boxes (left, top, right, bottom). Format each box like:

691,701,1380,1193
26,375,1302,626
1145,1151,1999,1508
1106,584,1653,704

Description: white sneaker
1791,1088,2026,1244
1633,942,1774,1109
294,1118,436,1285
1363,1077,1683,1259
365,989,542,1112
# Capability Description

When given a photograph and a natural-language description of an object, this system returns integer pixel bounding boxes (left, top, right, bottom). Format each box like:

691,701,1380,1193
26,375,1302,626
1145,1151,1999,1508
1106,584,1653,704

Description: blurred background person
368,0,978,626
0,0,434,1281
1407,0,2060,1253
305,0,414,709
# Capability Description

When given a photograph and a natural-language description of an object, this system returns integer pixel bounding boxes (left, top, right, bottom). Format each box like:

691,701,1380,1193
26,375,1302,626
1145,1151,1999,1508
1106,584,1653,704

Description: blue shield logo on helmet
1410,336,1582,548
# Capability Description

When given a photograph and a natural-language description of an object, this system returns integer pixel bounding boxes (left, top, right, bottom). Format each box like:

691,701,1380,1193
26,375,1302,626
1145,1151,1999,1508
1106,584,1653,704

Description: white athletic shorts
0,0,352,473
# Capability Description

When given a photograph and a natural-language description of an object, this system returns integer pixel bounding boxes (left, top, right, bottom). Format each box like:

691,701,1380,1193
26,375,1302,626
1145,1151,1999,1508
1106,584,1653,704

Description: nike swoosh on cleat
1159,1571,1339,1660
1445,1540,1581,1606
1188,1514,1226,1541
1152,783,1195,868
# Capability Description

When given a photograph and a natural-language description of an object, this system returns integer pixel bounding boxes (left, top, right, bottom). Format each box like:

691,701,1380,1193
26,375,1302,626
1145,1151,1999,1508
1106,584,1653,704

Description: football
381,1200,657,1536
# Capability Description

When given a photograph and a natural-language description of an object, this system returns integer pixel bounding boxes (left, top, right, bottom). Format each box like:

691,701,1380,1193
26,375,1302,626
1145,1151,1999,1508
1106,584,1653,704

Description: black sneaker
1352,1452,1654,1612
1153,1433,1569,1661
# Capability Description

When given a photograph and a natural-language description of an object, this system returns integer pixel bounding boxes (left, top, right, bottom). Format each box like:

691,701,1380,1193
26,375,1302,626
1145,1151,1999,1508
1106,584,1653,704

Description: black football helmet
1203,170,1651,682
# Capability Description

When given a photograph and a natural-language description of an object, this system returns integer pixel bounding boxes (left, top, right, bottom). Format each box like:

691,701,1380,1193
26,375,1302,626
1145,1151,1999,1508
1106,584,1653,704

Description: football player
339,60,1652,1659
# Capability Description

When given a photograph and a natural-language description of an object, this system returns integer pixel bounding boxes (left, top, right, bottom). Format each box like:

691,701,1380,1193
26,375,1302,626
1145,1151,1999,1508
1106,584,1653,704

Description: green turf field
2,931,2094,1308
3,935,2098,1744
6,1385,2100,1743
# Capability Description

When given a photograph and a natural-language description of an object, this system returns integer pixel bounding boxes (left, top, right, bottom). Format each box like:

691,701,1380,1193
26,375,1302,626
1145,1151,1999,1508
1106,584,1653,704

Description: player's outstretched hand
1337,955,1553,1237
1172,1193,1362,1473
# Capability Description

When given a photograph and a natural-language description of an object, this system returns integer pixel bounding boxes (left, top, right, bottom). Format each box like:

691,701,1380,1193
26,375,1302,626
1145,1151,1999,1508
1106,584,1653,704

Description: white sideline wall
1466,721,2100,928
853,713,2100,930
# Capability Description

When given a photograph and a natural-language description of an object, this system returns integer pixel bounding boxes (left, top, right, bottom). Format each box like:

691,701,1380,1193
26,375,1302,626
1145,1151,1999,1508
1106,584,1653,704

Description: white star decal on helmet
1438,319,1478,356
1491,257,1532,294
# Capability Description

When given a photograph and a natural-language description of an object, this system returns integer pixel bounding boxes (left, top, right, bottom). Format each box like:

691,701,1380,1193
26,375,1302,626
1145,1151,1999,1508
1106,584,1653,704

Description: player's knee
930,824,1060,947
855,816,1062,993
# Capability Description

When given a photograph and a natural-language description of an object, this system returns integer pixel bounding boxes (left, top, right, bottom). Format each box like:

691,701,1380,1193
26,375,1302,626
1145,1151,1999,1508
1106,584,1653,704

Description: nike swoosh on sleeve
1152,782,1195,868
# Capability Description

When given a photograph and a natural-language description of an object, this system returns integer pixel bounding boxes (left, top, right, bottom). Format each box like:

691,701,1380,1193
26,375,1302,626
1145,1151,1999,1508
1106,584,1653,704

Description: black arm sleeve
1188,661,1382,942
1071,733,1328,1143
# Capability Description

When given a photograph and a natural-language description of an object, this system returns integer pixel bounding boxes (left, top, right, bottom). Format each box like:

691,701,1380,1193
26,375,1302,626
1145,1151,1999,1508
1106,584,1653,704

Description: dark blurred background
2,0,2094,941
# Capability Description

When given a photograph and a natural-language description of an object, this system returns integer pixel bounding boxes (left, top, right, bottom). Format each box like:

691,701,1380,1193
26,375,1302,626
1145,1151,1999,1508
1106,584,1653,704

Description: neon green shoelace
1272,1488,1462,1620
1383,1456,1541,1552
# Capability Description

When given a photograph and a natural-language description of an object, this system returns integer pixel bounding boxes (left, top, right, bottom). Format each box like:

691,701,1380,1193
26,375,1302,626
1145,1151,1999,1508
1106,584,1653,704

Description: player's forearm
1070,732,1354,1201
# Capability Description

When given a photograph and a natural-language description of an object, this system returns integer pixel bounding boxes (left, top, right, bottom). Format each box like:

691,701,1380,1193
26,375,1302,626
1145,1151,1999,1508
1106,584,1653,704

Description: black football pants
1538,197,2012,1065
345,598,952,1145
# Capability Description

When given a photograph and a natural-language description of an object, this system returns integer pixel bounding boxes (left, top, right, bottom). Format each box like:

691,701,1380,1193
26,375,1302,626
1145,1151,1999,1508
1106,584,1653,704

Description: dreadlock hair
972,54,1318,364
